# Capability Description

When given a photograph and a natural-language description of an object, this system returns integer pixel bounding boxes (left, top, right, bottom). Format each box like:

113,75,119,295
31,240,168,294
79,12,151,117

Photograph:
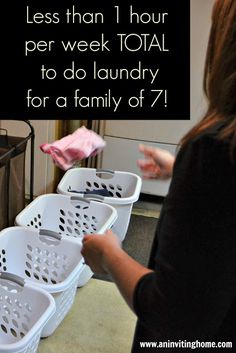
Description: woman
81,0,236,351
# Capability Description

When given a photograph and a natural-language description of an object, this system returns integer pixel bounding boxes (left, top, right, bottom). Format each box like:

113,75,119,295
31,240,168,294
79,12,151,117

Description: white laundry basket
0,272,55,353
15,194,117,287
0,227,84,337
57,168,142,241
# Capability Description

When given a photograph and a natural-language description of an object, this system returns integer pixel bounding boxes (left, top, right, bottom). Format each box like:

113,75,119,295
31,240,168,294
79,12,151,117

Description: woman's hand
81,229,153,310
137,144,175,180
81,230,121,275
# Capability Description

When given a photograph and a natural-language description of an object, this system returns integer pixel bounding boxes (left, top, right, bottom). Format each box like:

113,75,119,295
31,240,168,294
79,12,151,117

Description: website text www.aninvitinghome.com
139,340,232,350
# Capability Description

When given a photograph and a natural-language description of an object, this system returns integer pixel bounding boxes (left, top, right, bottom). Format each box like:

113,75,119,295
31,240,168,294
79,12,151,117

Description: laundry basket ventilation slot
27,214,42,229
0,250,7,271
24,244,68,284
0,287,34,342
58,208,98,238
26,208,100,239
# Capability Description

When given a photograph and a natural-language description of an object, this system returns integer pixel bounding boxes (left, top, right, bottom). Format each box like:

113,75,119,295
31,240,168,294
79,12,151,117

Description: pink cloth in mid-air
40,126,106,170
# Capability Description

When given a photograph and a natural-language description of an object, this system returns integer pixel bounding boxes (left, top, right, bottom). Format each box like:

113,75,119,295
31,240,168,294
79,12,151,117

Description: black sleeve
133,135,236,340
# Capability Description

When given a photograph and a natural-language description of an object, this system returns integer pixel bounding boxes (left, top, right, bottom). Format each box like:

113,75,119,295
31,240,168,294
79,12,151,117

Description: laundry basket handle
83,194,104,201
70,196,91,204
0,272,25,287
96,169,115,176
39,229,62,240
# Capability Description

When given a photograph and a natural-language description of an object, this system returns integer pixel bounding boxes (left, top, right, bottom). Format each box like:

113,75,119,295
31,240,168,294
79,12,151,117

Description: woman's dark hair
181,0,236,149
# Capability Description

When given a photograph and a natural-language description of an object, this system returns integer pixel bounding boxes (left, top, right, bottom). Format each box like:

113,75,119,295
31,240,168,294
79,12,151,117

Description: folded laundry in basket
68,186,111,197
40,126,106,170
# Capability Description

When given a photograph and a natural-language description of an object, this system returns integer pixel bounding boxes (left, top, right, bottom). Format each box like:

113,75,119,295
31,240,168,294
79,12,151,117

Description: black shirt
131,127,236,352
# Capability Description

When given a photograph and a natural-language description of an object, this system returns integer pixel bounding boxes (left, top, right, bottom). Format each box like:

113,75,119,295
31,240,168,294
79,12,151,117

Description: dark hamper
0,120,34,228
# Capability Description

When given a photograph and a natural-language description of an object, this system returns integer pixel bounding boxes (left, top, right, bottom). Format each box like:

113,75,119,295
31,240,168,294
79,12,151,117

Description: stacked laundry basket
0,127,142,352
57,168,142,241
